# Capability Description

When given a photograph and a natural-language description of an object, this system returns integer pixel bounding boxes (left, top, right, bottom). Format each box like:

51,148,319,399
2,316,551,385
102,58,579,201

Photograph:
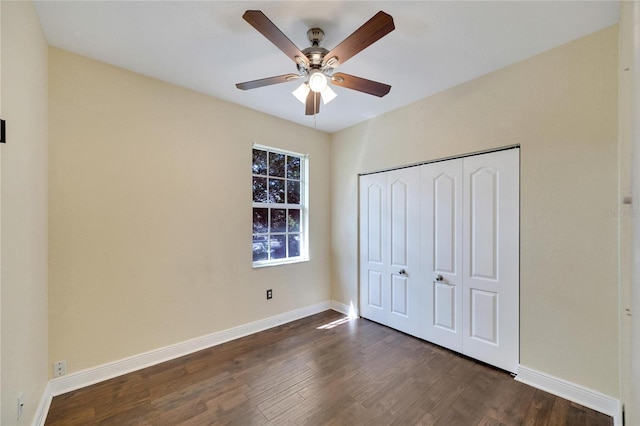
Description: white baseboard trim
330,300,359,318
46,301,332,401
515,365,621,425
34,382,52,426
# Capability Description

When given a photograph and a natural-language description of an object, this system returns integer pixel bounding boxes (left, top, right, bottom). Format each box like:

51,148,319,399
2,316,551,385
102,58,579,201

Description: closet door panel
359,167,420,337
367,271,383,309
434,282,456,330
420,159,463,351
359,173,388,325
390,180,409,267
386,167,421,336
391,275,408,316
462,149,519,373
469,168,498,279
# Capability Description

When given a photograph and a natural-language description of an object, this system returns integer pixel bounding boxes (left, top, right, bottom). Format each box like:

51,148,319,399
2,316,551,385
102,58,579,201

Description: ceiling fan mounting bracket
307,28,324,47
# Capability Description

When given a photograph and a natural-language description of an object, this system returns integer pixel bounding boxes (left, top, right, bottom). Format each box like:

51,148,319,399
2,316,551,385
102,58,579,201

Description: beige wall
331,26,620,397
1,1,49,424
618,1,634,421
625,0,640,422
48,48,331,374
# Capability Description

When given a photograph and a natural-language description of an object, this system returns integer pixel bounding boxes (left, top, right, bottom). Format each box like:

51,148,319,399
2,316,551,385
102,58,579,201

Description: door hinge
0,119,5,143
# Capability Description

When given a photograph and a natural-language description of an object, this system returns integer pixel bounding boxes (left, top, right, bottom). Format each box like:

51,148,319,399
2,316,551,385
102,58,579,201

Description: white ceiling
34,1,619,133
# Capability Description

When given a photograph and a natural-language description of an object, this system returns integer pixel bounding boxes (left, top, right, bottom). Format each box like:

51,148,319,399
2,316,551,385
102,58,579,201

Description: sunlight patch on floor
317,316,351,330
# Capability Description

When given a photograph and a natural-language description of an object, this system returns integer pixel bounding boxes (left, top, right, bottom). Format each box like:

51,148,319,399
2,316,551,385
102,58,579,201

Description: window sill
252,257,309,269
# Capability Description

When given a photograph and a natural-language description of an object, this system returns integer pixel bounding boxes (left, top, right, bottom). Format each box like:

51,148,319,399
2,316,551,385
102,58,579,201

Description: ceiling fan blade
236,74,301,90
323,11,395,68
305,91,321,116
332,73,391,97
243,10,309,67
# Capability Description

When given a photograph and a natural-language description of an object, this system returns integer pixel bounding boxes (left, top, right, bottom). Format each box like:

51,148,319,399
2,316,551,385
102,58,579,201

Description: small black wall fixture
0,119,5,143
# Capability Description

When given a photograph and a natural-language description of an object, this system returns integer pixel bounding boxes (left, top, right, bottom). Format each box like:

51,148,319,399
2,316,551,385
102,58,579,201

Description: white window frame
252,143,309,267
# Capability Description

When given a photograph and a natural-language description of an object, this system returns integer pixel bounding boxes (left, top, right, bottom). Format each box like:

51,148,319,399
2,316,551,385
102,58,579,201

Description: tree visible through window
252,146,305,264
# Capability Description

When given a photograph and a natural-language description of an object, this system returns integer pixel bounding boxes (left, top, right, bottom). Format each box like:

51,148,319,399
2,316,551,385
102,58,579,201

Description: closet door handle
435,274,444,282
399,269,407,275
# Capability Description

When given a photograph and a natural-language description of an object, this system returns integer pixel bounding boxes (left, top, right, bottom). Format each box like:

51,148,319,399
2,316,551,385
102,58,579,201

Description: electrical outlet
17,393,24,420
54,360,67,377
266,289,273,299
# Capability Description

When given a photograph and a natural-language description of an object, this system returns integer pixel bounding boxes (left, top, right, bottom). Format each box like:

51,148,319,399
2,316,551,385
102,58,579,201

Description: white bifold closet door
461,149,519,372
359,166,423,338
359,148,519,373
421,158,464,353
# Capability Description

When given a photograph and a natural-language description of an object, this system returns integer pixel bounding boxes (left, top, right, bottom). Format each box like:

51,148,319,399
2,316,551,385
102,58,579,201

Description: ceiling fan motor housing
301,28,329,71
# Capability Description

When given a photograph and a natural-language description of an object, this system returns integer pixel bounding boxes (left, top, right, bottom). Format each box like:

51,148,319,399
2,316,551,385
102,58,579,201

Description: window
252,145,307,265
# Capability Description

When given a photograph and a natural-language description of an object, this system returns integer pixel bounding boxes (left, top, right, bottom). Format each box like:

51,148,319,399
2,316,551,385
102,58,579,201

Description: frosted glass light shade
292,83,310,104
321,85,337,104
293,79,337,106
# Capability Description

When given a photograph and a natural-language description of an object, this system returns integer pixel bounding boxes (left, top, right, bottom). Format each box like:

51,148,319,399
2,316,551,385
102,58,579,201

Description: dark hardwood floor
45,310,612,425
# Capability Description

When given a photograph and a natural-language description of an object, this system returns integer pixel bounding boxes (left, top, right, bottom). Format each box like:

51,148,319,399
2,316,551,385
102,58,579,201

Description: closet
359,148,519,372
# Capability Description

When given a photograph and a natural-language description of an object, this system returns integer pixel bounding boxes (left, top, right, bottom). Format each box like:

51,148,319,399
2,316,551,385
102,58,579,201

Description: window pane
269,152,286,177
268,178,285,203
252,148,306,264
271,209,287,232
270,235,286,259
252,149,267,175
253,236,268,261
252,177,267,202
287,156,301,179
253,208,268,234
287,180,300,204
288,209,300,232
288,234,300,257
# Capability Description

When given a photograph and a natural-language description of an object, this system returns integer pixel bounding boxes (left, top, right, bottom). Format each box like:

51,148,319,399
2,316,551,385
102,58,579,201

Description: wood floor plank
44,406,96,426
45,310,613,426
323,400,369,426
244,367,316,403
257,391,304,420
421,360,497,425
479,374,537,425
547,395,571,426
477,415,508,426
404,356,481,424
204,384,250,412
523,389,558,425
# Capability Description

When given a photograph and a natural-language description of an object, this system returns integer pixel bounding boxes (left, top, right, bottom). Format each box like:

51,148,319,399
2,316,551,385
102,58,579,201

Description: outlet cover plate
54,360,67,377
17,393,23,420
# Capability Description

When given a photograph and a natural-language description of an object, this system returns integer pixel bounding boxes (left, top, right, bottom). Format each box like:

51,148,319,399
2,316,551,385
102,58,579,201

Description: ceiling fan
236,10,395,116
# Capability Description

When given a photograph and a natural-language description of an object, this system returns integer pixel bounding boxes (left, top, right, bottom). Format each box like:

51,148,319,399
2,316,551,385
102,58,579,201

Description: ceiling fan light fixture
321,85,337,104
292,82,310,104
237,10,395,116
308,71,328,93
